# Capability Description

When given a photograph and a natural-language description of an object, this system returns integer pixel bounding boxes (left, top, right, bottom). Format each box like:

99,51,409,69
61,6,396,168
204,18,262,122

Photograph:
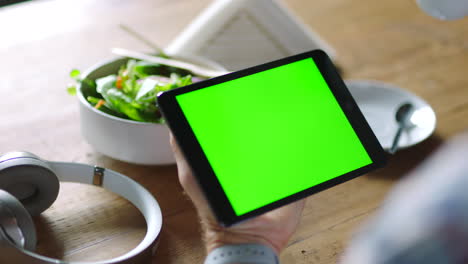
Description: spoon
389,102,415,154
112,48,230,78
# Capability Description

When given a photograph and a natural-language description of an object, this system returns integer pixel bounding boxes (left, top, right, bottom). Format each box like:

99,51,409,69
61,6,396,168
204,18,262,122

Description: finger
169,133,215,217
267,198,306,221
169,133,182,158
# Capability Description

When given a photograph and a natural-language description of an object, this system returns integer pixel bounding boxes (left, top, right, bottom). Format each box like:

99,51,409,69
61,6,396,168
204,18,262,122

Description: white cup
416,0,468,20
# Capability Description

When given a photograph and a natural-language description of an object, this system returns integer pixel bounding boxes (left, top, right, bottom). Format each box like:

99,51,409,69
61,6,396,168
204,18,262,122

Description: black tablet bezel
157,50,387,226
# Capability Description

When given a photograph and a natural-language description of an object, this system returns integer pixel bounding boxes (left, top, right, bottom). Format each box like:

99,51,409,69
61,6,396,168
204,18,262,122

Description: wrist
204,243,279,264
202,220,280,255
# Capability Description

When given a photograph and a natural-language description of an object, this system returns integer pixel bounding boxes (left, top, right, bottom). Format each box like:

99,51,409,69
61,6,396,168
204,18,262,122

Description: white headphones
0,151,162,264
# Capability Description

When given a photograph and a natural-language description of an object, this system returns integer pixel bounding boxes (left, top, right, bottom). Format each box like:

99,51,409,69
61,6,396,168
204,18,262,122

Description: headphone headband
0,160,162,264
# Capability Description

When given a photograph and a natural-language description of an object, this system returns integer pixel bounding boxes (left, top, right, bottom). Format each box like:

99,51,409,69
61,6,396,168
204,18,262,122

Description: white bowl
77,55,225,165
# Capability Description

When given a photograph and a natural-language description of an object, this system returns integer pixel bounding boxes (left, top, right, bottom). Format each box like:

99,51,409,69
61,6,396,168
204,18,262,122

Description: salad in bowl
69,58,204,123
69,54,225,165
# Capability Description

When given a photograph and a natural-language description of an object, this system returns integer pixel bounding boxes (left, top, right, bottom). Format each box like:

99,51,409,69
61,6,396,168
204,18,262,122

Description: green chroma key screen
175,58,372,216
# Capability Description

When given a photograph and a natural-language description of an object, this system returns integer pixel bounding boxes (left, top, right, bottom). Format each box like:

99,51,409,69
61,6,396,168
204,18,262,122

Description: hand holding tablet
158,50,386,226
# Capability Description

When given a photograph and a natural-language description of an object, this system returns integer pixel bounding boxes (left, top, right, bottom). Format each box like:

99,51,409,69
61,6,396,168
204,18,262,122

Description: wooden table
1,0,467,263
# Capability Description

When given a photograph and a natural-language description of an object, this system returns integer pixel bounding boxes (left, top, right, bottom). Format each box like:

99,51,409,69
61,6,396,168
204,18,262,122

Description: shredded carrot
116,76,123,89
95,99,106,109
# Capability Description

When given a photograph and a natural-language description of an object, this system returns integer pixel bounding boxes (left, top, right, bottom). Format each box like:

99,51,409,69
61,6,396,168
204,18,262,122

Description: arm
341,133,468,263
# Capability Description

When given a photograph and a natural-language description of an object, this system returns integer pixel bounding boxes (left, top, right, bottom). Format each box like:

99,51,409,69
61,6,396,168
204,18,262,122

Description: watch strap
204,243,279,264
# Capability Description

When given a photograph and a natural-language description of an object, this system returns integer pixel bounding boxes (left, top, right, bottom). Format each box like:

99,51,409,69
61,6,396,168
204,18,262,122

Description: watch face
158,50,386,226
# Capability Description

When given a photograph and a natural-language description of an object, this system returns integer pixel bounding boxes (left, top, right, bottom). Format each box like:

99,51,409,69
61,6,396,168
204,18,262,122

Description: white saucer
345,80,437,152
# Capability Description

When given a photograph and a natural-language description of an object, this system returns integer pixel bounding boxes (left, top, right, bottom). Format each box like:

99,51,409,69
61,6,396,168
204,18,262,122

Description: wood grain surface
0,0,467,263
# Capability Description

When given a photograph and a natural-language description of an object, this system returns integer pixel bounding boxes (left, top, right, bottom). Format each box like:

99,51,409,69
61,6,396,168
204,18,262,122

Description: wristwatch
204,243,279,264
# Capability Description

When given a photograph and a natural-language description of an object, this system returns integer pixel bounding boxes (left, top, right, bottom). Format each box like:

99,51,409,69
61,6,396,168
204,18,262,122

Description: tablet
157,50,386,226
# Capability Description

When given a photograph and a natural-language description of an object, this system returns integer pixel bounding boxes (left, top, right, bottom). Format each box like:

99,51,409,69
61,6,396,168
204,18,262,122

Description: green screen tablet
158,50,386,226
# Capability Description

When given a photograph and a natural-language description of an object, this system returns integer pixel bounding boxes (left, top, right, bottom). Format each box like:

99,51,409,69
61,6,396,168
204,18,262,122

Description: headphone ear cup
0,152,60,216
0,190,37,251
